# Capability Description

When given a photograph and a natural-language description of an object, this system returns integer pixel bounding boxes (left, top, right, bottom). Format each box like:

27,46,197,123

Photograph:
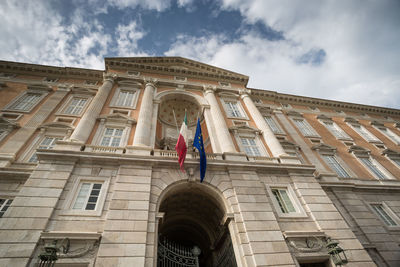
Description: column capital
203,84,217,94
144,77,158,88
239,89,252,98
103,73,118,83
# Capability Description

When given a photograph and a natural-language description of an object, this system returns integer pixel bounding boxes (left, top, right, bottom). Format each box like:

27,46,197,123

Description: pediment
105,57,249,85
27,83,53,92
382,148,400,157
218,92,239,99
257,106,273,115
229,125,261,134
286,110,303,118
117,79,142,88
317,114,332,121
348,145,370,154
98,113,137,124
70,86,97,95
280,140,300,149
40,122,74,129
370,120,384,127
344,117,359,124
0,117,19,128
311,143,336,152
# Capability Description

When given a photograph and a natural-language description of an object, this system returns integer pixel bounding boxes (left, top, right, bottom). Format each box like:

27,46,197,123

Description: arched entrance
157,182,237,267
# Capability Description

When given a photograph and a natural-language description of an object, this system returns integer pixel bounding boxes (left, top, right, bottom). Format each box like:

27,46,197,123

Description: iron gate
157,238,200,267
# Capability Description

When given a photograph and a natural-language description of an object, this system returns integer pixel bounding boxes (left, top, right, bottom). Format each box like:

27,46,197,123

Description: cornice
105,57,249,85
250,88,400,116
0,60,102,81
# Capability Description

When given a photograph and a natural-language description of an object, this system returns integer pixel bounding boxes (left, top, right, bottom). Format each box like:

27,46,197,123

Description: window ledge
59,209,102,217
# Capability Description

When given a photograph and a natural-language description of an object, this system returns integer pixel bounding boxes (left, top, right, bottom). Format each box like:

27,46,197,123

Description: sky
1,0,400,109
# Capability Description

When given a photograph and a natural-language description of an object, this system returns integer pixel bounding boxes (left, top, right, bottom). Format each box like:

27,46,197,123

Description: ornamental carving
287,236,327,253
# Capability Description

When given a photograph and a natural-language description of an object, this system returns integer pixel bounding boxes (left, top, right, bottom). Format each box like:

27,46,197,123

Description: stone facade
0,57,399,266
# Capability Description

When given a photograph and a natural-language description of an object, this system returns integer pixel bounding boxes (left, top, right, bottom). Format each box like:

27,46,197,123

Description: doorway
157,183,237,267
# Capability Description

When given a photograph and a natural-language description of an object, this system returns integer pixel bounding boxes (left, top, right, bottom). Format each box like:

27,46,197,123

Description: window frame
368,202,400,230
223,99,247,119
109,82,141,109
3,88,50,113
61,176,110,217
320,119,351,140
266,184,307,218
355,154,394,180
374,125,400,145
292,117,319,137
230,125,269,157
0,198,13,218
92,114,135,148
264,115,285,135
320,154,350,178
348,122,381,143
57,94,91,116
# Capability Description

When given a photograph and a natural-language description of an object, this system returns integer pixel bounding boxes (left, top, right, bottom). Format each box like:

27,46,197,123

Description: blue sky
1,0,400,109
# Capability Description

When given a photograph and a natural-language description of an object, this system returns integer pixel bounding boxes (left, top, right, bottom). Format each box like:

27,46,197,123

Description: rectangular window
293,119,318,137
225,101,243,118
352,124,380,142
8,93,42,111
323,121,350,139
271,189,296,213
392,158,400,167
100,128,123,147
64,97,87,115
29,136,62,162
240,137,261,156
321,155,349,178
116,90,136,107
0,199,12,217
264,116,284,134
359,157,387,179
378,127,400,144
72,183,103,210
371,204,398,226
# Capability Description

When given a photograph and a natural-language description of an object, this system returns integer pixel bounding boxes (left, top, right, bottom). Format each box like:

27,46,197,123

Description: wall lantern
38,238,70,267
326,238,348,266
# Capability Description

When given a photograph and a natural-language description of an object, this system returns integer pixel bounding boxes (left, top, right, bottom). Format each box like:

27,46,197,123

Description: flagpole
172,109,180,136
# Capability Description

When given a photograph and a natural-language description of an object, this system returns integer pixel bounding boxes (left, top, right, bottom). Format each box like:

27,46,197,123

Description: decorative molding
348,145,370,155
344,117,359,124
316,114,332,121
311,143,336,152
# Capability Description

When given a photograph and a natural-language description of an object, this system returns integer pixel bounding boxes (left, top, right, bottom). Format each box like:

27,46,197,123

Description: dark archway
157,183,237,267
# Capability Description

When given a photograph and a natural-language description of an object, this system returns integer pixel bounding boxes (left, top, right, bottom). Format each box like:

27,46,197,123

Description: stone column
69,74,115,143
240,89,287,158
132,81,156,147
203,86,236,153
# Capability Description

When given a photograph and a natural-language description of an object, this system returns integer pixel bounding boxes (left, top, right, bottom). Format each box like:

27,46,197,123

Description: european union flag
193,118,206,182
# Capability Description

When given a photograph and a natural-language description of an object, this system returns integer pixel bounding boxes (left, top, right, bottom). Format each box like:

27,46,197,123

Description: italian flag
175,112,188,172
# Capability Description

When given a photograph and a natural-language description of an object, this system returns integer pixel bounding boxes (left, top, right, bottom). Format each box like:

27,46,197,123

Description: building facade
0,57,399,267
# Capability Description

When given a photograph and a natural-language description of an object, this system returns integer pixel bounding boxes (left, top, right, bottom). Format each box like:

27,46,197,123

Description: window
72,183,103,210
100,128,123,147
116,90,136,107
240,137,261,156
321,155,350,178
264,116,284,134
351,124,380,142
224,101,244,118
63,97,88,115
8,92,43,111
359,157,387,180
29,136,62,162
267,185,307,218
322,121,350,139
376,127,400,144
110,85,140,109
293,119,318,137
0,199,12,217
370,203,398,226
271,188,296,213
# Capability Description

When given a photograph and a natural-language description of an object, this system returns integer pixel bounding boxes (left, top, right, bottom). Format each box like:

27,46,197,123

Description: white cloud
0,0,111,69
166,0,400,108
115,21,148,57
109,0,172,12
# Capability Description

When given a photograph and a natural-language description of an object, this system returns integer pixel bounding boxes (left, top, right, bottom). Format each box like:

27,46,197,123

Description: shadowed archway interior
158,183,237,267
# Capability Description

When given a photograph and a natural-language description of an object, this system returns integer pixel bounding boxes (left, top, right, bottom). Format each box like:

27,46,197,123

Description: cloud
165,0,400,108
115,21,148,56
108,0,172,12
